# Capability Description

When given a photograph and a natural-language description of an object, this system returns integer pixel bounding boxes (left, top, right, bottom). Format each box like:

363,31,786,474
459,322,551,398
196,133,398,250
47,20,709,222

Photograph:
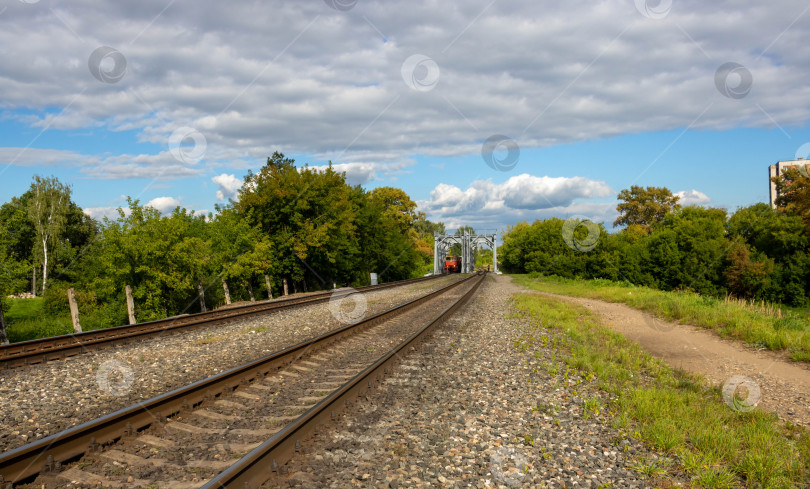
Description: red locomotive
444,255,462,273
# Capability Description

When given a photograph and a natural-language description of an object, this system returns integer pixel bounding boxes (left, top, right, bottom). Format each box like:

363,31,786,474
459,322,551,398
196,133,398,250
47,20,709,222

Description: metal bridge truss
433,233,498,274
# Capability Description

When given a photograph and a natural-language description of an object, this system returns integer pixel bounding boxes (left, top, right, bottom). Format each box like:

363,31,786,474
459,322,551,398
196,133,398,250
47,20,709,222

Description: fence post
264,275,273,299
0,302,8,345
67,288,81,333
197,279,207,312
247,283,256,302
222,279,231,305
283,278,289,296
125,285,136,325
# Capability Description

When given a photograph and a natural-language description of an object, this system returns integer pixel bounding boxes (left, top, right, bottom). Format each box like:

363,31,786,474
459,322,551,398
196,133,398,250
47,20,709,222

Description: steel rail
0,273,476,484
202,272,486,488
0,274,443,370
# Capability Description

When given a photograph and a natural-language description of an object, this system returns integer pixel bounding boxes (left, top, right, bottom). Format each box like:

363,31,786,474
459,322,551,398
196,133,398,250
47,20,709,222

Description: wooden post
283,278,288,296
222,279,231,305
197,279,207,312
264,275,273,299
0,302,9,345
67,288,81,333
247,283,255,302
32,265,36,297
293,281,297,294
125,285,136,325
302,281,307,293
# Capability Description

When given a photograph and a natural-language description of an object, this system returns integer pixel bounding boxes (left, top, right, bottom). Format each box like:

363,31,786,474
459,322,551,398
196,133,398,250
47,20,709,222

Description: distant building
769,159,810,208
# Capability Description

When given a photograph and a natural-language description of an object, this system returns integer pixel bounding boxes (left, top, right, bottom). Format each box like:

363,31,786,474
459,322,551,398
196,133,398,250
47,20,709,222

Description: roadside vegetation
0,152,447,343
513,292,810,488
513,274,810,362
501,178,810,310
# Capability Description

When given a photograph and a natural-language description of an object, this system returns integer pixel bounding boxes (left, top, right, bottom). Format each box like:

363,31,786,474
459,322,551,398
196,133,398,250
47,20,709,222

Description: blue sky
2,0,809,233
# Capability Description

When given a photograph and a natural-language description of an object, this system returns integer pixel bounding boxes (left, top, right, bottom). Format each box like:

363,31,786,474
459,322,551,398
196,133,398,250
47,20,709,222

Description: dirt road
527,288,810,428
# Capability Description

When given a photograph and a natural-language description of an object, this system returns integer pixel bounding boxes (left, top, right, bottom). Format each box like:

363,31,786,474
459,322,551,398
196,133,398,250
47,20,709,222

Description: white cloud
146,196,182,213
0,147,84,167
311,159,415,185
675,189,711,206
418,173,614,231
212,173,241,201
2,1,809,179
82,206,131,220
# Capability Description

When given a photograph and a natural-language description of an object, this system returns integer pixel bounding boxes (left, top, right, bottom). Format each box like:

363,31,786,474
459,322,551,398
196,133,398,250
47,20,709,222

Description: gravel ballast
268,274,684,488
0,275,463,452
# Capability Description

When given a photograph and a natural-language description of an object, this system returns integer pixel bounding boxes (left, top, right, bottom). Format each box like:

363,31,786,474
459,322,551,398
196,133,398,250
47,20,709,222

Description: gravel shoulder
529,287,810,429
270,274,680,488
0,275,462,452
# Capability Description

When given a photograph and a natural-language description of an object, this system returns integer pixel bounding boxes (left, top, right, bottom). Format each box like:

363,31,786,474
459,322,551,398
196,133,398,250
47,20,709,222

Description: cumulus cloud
311,160,415,185
212,173,242,201
0,146,209,180
0,147,84,167
146,196,182,213
418,174,614,231
675,189,711,206
2,1,809,178
83,206,131,221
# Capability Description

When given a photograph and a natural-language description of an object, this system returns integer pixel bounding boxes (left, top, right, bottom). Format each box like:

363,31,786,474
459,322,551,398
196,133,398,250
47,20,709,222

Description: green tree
647,206,728,295
411,214,445,273
237,152,361,287
723,242,773,299
413,214,445,240
209,207,275,300
0,247,29,344
499,219,592,277
92,200,214,321
772,167,810,234
614,185,681,231
27,176,72,293
369,187,418,233
1,184,97,295
727,203,809,305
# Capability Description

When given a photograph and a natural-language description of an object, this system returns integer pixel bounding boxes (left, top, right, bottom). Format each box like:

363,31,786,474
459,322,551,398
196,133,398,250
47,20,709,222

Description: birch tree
26,176,70,294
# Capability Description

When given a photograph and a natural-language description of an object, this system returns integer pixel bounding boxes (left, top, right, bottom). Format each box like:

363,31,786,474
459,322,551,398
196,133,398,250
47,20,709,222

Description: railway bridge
432,232,498,274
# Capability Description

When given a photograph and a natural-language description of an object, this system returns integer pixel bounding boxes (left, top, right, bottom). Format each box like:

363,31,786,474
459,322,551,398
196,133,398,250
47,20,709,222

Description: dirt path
521,287,810,428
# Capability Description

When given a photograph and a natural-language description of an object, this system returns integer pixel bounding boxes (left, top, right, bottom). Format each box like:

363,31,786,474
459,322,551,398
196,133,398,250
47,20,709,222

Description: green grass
512,274,810,362
4,298,74,342
512,293,810,488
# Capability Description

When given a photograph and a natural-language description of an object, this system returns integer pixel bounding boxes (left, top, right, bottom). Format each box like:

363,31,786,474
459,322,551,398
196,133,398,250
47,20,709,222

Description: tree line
500,170,810,307
0,152,445,342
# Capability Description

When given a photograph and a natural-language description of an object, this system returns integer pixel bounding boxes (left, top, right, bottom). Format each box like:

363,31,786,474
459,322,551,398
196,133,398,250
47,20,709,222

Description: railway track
0,274,442,370
0,272,485,488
